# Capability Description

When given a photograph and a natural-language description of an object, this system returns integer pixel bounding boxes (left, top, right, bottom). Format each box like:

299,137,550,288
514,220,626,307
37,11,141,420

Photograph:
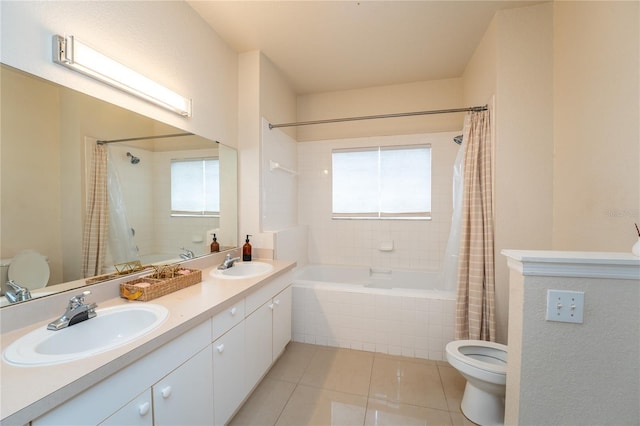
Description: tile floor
229,342,478,426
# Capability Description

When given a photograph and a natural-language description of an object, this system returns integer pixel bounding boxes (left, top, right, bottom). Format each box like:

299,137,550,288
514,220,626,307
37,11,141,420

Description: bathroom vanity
0,255,295,425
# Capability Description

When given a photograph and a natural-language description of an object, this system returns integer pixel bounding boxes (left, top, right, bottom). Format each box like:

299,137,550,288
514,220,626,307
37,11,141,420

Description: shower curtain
440,116,469,292
107,148,139,265
82,144,109,277
455,109,496,342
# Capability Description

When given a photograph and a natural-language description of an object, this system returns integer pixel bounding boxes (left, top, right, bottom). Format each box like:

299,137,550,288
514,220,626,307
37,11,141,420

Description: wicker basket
120,267,202,301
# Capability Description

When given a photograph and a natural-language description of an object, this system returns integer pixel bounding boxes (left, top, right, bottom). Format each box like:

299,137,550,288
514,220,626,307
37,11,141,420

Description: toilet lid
8,250,50,290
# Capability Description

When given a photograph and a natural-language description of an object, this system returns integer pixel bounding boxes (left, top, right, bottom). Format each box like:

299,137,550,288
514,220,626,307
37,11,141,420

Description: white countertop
0,258,295,425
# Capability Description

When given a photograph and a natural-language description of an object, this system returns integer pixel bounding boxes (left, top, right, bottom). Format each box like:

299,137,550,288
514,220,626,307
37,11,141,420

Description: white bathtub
292,264,456,361
139,253,183,265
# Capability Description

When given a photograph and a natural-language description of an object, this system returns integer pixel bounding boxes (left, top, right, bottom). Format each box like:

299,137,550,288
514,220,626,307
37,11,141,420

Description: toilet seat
446,340,507,376
8,250,50,290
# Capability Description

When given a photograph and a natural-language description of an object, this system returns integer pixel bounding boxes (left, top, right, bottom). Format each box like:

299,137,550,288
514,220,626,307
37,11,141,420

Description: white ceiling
188,0,543,95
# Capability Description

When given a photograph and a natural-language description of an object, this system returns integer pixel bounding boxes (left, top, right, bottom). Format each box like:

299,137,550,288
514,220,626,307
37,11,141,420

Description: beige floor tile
369,356,449,411
438,365,466,413
300,347,374,396
229,378,296,426
268,342,318,383
375,352,439,367
449,411,480,426
276,384,368,426
365,398,453,426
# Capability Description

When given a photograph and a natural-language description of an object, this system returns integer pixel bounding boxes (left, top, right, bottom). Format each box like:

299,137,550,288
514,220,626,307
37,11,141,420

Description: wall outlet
546,290,584,323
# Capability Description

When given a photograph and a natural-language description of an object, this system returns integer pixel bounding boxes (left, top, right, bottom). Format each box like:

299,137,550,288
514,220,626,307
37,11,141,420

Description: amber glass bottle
242,235,252,261
210,234,220,253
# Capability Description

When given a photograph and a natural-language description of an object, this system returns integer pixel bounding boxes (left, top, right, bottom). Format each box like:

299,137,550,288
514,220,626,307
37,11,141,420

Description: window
332,145,431,219
171,158,220,217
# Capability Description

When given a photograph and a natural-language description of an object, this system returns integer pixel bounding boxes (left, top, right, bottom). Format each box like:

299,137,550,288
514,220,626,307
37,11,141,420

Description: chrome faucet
218,253,241,270
5,280,32,304
47,291,97,331
180,247,195,260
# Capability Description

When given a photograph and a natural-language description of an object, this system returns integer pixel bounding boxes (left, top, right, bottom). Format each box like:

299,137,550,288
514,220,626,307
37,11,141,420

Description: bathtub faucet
4,280,31,303
218,253,241,270
180,247,195,259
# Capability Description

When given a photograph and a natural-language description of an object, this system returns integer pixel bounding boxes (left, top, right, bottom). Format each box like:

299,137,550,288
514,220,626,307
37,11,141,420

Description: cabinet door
153,345,214,426
100,389,152,426
272,286,292,359
213,322,245,425
244,300,272,391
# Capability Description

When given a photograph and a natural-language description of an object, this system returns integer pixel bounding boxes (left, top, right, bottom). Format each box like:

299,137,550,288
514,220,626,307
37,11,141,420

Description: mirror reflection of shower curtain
440,116,470,292
107,148,139,265
82,143,109,277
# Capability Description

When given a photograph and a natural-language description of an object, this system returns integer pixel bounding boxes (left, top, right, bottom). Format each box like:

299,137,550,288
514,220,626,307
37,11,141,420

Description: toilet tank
0,259,11,295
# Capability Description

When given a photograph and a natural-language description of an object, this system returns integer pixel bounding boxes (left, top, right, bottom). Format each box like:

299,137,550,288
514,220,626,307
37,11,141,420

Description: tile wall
292,285,456,361
297,131,461,271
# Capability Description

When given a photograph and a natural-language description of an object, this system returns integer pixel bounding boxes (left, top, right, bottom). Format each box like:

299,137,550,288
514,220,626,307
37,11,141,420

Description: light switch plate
546,290,584,323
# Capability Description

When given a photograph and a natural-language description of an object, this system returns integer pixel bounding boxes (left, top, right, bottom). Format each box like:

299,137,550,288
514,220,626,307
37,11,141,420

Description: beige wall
238,51,297,250
552,1,640,252
1,1,238,147
1,67,63,285
505,263,640,425
2,1,240,284
494,3,555,344
297,78,465,142
462,3,555,344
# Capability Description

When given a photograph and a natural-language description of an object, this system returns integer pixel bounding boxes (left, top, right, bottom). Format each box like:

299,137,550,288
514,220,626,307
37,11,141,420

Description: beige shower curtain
82,143,109,277
455,109,496,341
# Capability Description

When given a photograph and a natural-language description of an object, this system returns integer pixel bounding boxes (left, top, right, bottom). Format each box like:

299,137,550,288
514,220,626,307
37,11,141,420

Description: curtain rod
97,132,194,145
268,105,487,130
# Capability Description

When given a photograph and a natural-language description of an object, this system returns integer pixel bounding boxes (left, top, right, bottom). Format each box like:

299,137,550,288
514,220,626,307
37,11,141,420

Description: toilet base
460,381,505,426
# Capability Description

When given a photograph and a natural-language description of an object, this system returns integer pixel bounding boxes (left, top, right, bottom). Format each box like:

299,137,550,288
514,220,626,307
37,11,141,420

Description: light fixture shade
53,35,192,117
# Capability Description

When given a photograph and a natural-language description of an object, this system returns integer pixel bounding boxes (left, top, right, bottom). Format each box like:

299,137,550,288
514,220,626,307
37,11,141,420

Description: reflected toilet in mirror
1,250,50,300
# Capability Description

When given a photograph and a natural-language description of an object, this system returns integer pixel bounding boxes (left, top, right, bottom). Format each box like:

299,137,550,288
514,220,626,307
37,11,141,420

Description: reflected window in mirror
171,158,220,217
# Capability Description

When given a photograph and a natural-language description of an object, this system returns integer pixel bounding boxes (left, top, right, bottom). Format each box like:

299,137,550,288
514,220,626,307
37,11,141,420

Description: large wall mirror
0,64,238,307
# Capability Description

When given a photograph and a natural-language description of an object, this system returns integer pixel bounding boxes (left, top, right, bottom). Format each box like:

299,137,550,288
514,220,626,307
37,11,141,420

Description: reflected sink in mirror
3,304,168,366
210,262,274,279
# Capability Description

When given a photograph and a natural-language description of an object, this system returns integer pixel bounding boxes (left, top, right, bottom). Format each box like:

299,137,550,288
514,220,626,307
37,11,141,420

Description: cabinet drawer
245,271,292,315
212,300,245,341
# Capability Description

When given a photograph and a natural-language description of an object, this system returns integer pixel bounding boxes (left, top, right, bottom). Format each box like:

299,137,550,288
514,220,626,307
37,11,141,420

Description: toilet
0,250,50,295
445,340,507,426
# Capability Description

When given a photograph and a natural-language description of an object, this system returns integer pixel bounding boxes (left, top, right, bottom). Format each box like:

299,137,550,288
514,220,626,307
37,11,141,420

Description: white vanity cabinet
244,271,293,392
32,319,212,426
153,345,214,425
272,285,292,359
211,300,246,426
25,266,294,426
213,321,245,425
100,390,152,426
101,344,215,426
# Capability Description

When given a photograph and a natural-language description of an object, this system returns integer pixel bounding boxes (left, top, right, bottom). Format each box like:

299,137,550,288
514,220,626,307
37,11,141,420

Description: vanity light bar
53,35,192,117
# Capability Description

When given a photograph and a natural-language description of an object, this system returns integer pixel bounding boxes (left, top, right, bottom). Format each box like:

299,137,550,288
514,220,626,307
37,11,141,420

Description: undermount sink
210,261,273,279
3,304,168,366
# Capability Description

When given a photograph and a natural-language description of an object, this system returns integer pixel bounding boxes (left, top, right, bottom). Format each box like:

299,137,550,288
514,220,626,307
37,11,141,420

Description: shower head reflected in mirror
126,152,140,164
453,135,463,145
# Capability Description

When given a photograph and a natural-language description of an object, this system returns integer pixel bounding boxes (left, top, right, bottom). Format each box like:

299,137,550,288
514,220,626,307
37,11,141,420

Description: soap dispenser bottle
210,233,220,253
243,235,252,261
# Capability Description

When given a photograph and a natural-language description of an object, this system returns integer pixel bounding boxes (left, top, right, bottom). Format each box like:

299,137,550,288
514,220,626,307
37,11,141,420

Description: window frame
331,144,432,220
170,156,220,218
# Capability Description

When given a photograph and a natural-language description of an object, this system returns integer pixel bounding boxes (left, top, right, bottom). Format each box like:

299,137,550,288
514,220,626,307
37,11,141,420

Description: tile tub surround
0,257,295,425
297,132,462,272
229,342,473,426
292,283,456,360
